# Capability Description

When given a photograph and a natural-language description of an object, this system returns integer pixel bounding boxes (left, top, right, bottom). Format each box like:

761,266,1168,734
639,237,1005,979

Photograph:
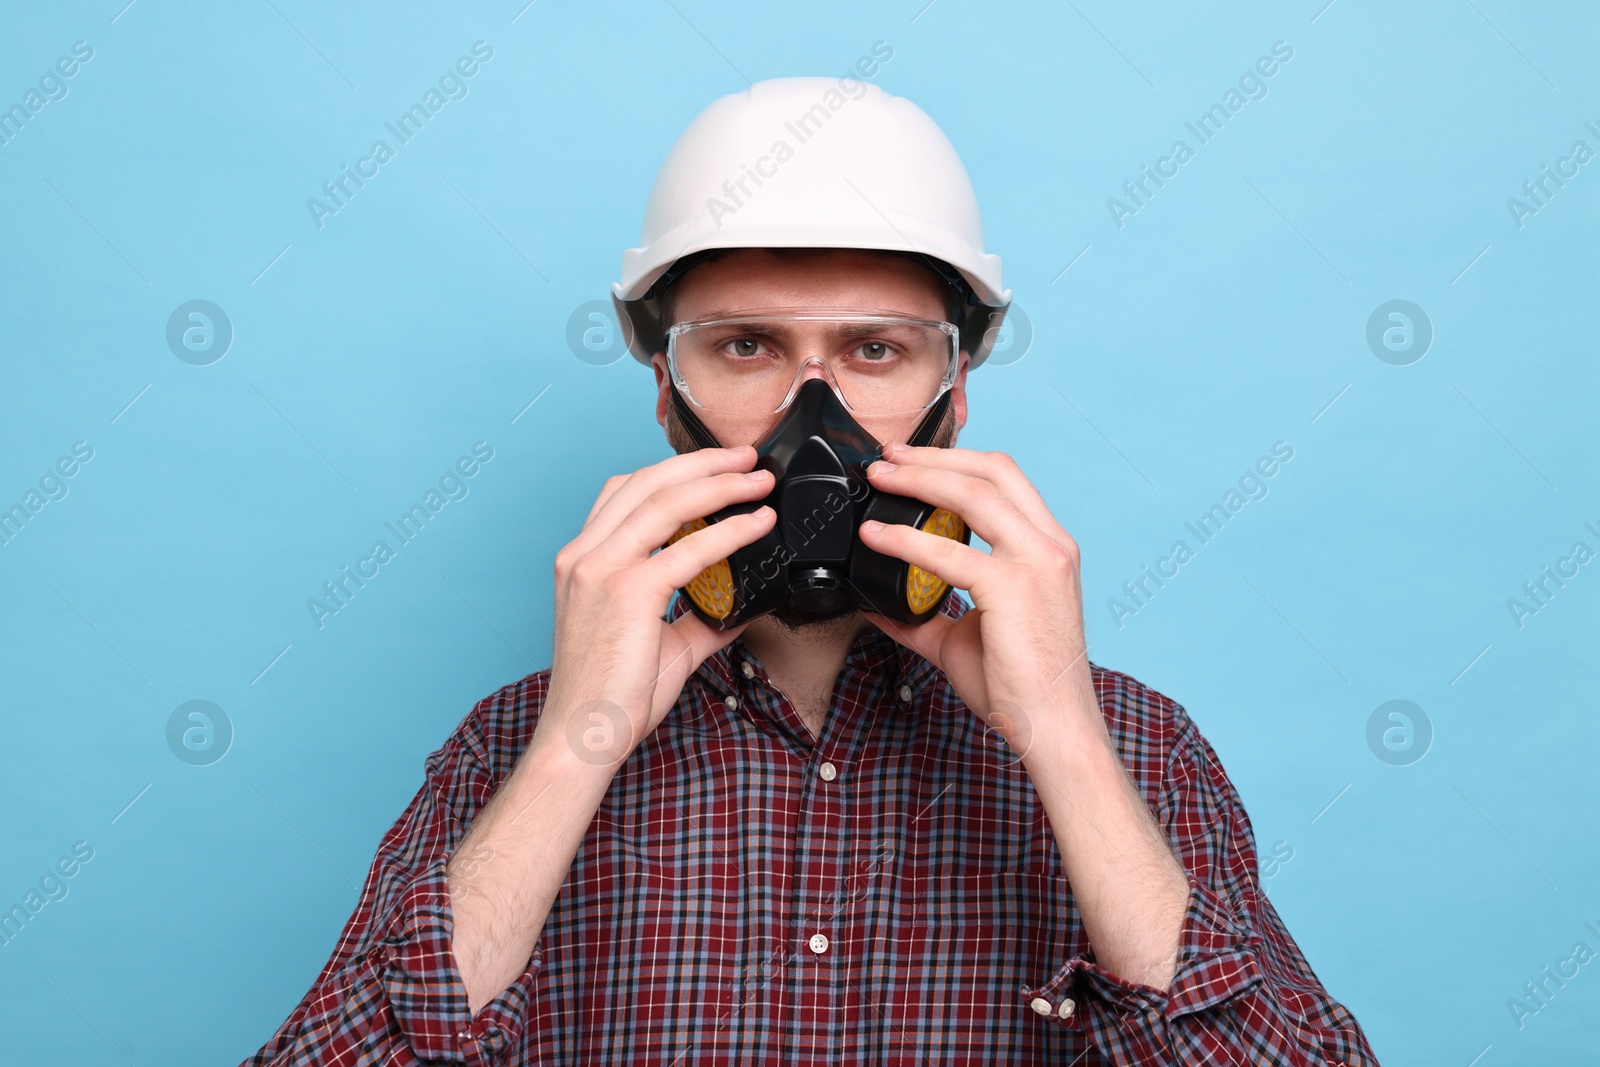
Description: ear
651,352,670,429
950,350,970,442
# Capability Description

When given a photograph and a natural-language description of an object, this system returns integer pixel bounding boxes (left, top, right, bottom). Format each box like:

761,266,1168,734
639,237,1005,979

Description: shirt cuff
374,853,545,1063
1017,877,1264,1030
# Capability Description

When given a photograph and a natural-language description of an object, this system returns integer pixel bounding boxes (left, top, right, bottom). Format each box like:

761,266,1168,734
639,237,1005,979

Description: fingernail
861,519,883,533
869,460,896,475
746,470,769,482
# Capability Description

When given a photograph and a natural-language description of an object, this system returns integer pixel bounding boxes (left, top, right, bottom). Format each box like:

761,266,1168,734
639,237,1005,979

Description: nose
795,355,831,383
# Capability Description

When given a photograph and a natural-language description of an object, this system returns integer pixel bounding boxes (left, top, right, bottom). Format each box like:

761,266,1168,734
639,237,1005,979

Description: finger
861,608,950,669
583,473,631,528
599,468,775,564
586,446,756,536
577,446,757,549
864,461,1053,558
857,519,990,591
652,611,752,713
643,505,776,594
668,610,749,674
878,444,1075,553
861,609,991,714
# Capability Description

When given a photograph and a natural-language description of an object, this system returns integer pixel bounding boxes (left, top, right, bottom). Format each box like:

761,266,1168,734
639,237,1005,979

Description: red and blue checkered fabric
243,590,1378,1065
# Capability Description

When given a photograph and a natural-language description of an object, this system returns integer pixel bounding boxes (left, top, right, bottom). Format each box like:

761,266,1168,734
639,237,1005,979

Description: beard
665,396,957,630
768,600,867,633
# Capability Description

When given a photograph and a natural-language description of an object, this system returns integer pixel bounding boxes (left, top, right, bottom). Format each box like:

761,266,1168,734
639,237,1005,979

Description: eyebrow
689,322,940,349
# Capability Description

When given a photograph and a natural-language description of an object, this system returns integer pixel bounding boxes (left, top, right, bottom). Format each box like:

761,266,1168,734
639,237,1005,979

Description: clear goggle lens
666,309,959,421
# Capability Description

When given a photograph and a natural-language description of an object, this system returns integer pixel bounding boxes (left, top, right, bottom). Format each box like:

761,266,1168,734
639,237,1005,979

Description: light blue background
2,1,1596,1063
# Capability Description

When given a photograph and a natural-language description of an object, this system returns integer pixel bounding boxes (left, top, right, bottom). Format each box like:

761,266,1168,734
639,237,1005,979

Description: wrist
1020,698,1121,784
520,723,628,796
450,731,617,903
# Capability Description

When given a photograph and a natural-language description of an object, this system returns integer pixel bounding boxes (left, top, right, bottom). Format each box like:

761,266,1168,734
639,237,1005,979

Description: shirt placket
782,681,887,1063
717,635,907,1065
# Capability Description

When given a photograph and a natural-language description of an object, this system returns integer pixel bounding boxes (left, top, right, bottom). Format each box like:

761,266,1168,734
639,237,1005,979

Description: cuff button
1029,997,1053,1015
1058,997,1076,1019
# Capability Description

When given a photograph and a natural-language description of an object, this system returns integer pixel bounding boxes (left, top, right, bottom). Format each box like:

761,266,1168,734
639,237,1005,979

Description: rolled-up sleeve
1018,707,1380,1065
241,696,545,1066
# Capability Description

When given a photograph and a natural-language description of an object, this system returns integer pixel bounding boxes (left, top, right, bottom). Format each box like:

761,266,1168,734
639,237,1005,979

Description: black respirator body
665,377,970,630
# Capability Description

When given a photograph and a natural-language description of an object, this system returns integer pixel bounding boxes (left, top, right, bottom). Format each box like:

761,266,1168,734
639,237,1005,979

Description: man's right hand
446,445,775,1015
533,443,775,766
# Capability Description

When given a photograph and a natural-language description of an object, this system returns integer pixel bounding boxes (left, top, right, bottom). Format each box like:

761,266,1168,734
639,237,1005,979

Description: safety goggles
664,308,960,421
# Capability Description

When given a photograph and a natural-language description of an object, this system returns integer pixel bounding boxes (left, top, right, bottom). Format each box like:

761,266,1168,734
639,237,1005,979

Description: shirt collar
666,588,970,708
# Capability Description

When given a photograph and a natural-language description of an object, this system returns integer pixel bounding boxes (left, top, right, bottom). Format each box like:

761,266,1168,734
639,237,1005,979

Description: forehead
669,248,948,322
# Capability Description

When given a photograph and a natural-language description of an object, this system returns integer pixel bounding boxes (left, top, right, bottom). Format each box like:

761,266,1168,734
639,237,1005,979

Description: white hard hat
611,76,1012,369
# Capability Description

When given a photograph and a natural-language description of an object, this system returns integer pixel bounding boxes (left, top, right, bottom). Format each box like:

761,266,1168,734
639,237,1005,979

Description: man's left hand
860,441,1192,994
858,441,1105,760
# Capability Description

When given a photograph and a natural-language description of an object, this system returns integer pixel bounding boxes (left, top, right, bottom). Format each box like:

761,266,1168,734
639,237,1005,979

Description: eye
719,336,772,359
854,341,893,362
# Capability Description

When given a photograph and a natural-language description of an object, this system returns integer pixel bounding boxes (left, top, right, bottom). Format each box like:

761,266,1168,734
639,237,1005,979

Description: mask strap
668,386,725,450
905,389,954,448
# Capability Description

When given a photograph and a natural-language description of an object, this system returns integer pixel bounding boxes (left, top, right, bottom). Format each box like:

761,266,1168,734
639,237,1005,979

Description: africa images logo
305,442,494,629
702,41,894,229
305,41,494,229
1105,40,1295,229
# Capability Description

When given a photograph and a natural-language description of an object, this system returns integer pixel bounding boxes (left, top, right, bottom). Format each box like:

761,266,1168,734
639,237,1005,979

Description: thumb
654,613,750,706
863,610,991,716
861,610,950,671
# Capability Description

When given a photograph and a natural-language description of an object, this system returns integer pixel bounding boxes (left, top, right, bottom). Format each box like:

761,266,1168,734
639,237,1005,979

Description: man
245,78,1378,1065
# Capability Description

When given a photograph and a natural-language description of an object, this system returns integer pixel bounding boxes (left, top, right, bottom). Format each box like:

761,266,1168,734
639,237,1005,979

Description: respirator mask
661,308,971,630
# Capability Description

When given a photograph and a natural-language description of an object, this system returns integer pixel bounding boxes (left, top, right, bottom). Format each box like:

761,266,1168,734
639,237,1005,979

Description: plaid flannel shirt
243,590,1378,1065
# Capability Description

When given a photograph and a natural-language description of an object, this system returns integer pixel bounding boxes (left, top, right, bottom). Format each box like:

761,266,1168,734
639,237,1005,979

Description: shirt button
1058,997,1076,1019
819,761,837,782
1029,997,1053,1016
741,661,756,679
808,933,829,954
724,694,739,711
898,684,913,702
